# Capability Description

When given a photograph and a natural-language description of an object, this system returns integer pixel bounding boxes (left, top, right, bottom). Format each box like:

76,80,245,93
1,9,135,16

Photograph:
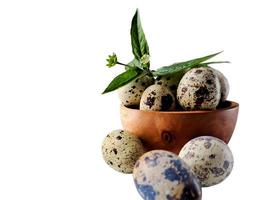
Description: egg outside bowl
120,101,239,154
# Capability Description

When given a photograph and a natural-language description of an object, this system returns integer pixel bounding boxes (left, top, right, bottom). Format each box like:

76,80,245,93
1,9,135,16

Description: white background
0,0,266,199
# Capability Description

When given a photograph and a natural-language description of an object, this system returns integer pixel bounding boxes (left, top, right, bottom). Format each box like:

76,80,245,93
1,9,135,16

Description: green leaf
153,51,223,76
125,58,141,70
131,9,150,62
102,68,142,94
202,61,230,65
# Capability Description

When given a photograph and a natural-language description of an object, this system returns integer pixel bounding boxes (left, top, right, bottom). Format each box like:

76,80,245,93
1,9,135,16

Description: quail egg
177,67,221,110
140,84,176,111
133,150,202,200
155,72,184,95
212,68,230,102
118,76,154,107
179,136,234,187
102,129,146,174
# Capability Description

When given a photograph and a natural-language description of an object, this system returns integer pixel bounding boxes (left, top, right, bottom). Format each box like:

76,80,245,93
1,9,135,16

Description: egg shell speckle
133,150,202,200
155,72,184,95
102,130,146,174
212,68,230,102
177,67,221,110
140,84,176,111
179,136,234,187
118,76,154,106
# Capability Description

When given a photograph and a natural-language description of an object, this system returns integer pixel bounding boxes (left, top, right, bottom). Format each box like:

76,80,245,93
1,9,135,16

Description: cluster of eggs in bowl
118,66,229,111
102,66,239,200
120,66,239,153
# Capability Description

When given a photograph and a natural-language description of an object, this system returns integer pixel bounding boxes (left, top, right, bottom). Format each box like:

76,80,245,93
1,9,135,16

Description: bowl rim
121,100,239,114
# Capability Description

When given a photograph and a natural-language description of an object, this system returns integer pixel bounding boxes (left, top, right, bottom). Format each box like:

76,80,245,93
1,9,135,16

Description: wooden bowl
120,101,239,154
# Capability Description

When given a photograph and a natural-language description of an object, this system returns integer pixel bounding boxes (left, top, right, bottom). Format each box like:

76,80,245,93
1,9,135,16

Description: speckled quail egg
177,67,221,110
211,68,230,102
155,72,184,95
133,150,202,200
118,76,154,107
179,136,234,187
102,129,146,174
140,84,176,111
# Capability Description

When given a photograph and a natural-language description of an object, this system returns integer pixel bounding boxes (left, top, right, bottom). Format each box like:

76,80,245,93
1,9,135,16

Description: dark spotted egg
118,76,154,107
102,130,145,174
179,136,234,187
155,72,184,96
177,67,221,110
212,68,230,102
140,84,176,111
133,150,202,200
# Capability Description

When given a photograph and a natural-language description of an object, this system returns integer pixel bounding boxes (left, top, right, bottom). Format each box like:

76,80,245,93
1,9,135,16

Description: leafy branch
103,9,230,94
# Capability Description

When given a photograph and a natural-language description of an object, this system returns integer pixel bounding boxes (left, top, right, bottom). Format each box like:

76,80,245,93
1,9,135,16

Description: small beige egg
179,136,234,187
133,150,202,200
211,68,230,102
140,84,176,111
177,67,221,110
118,76,154,107
102,129,145,174
155,72,184,95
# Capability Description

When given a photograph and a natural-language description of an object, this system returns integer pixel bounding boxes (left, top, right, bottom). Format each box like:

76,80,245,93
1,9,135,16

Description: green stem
117,61,128,66
117,61,144,71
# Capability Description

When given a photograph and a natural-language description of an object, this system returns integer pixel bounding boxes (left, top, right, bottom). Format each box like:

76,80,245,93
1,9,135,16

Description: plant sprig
131,9,150,69
153,51,225,76
102,68,143,94
102,9,230,94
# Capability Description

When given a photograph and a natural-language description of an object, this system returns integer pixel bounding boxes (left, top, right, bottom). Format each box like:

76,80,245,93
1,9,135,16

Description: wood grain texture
120,101,239,153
